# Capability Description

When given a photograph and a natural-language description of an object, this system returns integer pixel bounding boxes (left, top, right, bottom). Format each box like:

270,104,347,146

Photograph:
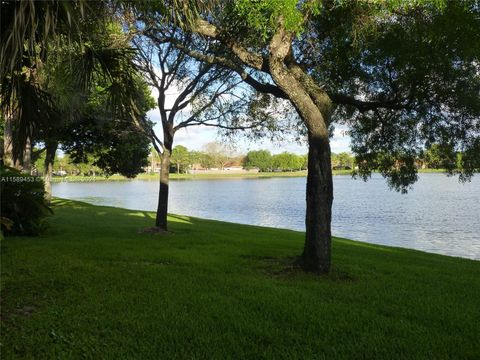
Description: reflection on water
52,174,480,260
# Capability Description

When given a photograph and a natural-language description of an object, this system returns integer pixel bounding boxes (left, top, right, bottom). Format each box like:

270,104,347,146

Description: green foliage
313,0,480,190
34,152,103,177
423,144,456,169
58,72,154,178
234,0,305,39
231,1,447,42
272,152,305,171
0,1,127,161
96,133,150,178
421,142,480,181
244,150,273,171
188,150,215,170
244,150,306,172
183,0,479,192
171,145,190,173
0,166,52,236
331,152,354,169
61,115,150,178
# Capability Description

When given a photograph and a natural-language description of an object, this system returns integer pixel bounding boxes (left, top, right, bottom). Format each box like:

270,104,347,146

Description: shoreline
50,168,448,183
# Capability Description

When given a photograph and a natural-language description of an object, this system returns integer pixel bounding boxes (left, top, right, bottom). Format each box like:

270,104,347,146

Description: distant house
188,165,258,174
224,166,245,171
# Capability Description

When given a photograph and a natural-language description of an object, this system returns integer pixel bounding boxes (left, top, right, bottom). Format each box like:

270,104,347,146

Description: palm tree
1,0,92,166
0,1,142,168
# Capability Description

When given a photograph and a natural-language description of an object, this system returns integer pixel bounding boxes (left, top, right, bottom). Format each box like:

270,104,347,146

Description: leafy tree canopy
183,0,480,190
60,75,154,178
244,150,273,171
171,145,191,173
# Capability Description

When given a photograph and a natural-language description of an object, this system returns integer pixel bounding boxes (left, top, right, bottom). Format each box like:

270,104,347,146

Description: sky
147,86,352,155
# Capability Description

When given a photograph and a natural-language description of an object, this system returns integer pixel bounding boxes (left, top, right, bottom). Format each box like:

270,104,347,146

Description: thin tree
133,26,278,231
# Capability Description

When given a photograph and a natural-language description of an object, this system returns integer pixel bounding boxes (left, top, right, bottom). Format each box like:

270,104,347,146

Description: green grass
1,200,479,359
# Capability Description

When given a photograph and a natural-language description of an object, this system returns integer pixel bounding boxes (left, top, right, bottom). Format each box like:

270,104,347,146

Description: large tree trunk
44,142,57,203
267,23,333,274
155,138,173,230
302,133,333,273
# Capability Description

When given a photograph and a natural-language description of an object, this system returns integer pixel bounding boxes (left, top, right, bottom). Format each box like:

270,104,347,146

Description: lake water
52,174,480,260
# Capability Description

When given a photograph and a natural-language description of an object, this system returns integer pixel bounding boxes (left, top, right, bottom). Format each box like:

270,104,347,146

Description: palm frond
11,76,60,162
0,0,87,77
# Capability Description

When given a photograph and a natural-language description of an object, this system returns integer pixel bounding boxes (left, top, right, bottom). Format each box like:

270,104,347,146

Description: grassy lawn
1,200,479,359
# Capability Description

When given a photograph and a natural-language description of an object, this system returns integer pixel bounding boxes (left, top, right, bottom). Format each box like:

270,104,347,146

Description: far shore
50,168,448,183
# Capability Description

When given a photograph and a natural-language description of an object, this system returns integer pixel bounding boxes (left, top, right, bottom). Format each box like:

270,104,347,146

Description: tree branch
191,18,268,72
328,93,411,113
151,34,288,99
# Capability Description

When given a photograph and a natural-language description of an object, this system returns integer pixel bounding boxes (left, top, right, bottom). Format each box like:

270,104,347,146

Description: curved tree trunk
3,114,14,167
267,23,333,274
155,136,173,230
181,16,336,274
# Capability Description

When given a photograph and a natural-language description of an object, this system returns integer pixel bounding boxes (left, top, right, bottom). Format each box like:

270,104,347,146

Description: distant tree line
155,143,245,174
33,153,104,177
38,143,469,177
243,150,306,172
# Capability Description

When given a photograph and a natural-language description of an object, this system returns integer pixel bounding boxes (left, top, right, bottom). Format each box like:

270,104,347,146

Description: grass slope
1,200,479,359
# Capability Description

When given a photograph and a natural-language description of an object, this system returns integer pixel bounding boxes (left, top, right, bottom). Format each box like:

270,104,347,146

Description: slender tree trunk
0,122,4,167
44,142,57,203
22,137,32,174
3,114,14,167
155,139,173,230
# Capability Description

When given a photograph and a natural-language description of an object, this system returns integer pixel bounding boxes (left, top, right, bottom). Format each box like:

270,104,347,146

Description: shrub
1,165,52,235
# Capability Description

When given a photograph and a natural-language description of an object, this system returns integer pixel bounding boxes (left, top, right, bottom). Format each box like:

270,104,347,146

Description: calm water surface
52,174,480,260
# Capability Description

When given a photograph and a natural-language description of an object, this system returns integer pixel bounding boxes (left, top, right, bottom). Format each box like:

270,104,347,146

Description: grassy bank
1,200,479,359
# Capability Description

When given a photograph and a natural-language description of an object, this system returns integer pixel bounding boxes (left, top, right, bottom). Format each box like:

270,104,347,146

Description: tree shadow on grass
46,198,402,283
241,254,357,282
